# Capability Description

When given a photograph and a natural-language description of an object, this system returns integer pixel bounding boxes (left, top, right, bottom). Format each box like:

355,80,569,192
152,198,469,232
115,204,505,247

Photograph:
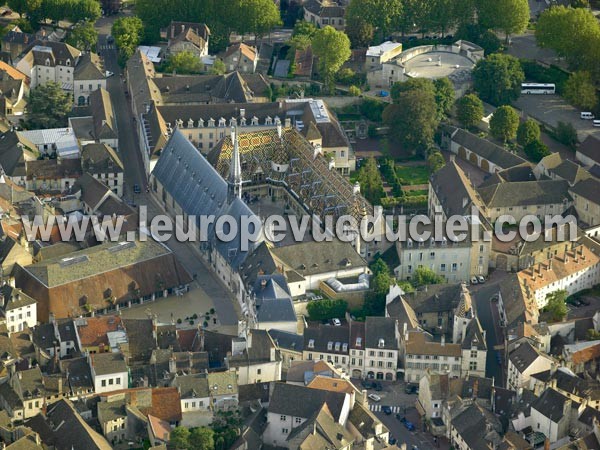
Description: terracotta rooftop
517,244,599,292
405,331,462,357
307,375,357,395
76,316,123,349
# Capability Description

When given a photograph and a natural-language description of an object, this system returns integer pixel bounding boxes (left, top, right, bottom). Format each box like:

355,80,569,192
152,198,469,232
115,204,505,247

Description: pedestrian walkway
98,44,115,51
370,404,403,413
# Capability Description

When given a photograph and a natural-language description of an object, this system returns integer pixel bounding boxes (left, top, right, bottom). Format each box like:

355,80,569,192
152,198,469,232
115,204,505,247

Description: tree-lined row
135,0,281,52
344,0,529,47
8,0,100,25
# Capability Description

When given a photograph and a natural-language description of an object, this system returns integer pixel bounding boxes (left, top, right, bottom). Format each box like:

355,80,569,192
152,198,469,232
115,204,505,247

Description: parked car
470,277,479,285
374,382,383,391
403,419,416,431
368,393,381,402
496,351,502,365
133,184,141,194
477,275,485,283
382,405,392,415
332,318,341,326
396,413,404,421
361,379,374,389
389,436,397,445
580,298,591,306
405,384,418,394
107,35,114,43
378,90,389,97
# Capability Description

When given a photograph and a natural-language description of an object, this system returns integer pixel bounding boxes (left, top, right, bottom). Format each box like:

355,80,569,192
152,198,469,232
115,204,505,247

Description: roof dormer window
308,339,314,348
188,119,194,128
251,116,259,126
66,59,71,66
265,116,272,125
45,58,50,66
327,341,333,351
378,338,385,348
356,337,362,347
218,117,226,127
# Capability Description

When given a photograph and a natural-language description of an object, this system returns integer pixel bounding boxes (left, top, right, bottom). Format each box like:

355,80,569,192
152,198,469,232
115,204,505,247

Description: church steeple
227,126,242,203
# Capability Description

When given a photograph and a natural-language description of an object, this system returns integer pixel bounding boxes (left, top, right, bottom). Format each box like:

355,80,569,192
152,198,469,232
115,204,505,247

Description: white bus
521,83,556,94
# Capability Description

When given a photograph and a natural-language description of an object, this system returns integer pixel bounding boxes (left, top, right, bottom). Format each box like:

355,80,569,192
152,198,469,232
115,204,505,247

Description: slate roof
570,177,600,203
0,131,38,177
451,403,502,450
172,373,209,398
365,316,397,350
478,179,571,208
268,329,303,352
90,352,127,376
123,318,156,363
268,382,347,420
0,285,36,311
81,143,123,173
287,403,354,448
452,128,526,169
21,41,80,67
228,329,278,367
551,159,591,185
60,357,93,392
89,88,116,140
74,52,104,80
152,72,268,104
304,0,346,17
97,398,127,423
347,402,388,439
531,388,569,422
270,240,367,277
32,399,112,450
509,341,549,373
461,318,486,351
430,160,486,218
303,324,349,354
577,135,600,165
151,129,260,269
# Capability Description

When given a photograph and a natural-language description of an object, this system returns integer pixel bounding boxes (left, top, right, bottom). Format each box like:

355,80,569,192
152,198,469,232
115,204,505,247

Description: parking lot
355,379,450,449
514,94,600,142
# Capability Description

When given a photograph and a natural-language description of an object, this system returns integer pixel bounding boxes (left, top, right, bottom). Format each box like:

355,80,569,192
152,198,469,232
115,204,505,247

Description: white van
581,112,595,120
594,120,600,127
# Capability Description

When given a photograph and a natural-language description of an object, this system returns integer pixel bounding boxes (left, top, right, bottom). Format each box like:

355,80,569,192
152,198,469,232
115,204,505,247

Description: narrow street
93,17,241,330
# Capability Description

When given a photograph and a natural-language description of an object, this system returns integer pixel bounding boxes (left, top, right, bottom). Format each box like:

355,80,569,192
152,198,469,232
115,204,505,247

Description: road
93,17,241,330
472,281,506,387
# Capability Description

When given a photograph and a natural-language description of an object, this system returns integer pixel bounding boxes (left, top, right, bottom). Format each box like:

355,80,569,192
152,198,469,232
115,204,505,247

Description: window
451,263,457,272
295,417,302,424
101,380,106,387
185,402,189,408
109,378,114,385
282,428,289,434
327,342,333,351
470,350,477,358
388,352,394,358
469,361,477,371
257,369,262,375
116,377,121,384
280,415,287,421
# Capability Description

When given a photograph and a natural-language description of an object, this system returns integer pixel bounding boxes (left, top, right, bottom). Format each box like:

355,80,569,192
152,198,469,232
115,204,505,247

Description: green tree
516,119,541,147
170,427,191,450
544,290,568,321
391,77,435,103
564,71,598,110
570,0,590,7
489,105,519,142
478,0,529,42
412,266,445,286
524,140,551,162
189,427,215,450
345,0,402,41
210,58,226,75
27,82,73,128
237,0,282,40
70,0,101,23
307,299,348,321
349,85,361,96
554,121,578,149
8,0,41,17
345,15,374,48
456,93,484,128
535,6,600,72
357,157,385,204
361,258,393,317
165,50,204,74
292,20,317,38
383,89,439,156
112,16,143,64
472,54,524,105
311,26,351,92
427,151,446,173
456,23,501,55
434,77,455,118
66,21,98,51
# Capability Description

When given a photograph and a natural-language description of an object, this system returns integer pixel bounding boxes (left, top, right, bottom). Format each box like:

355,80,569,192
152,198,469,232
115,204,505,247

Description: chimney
181,24,185,33
441,335,445,346
277,123,282,138
353,181,360,195
472,378,479,399
544,438,550,450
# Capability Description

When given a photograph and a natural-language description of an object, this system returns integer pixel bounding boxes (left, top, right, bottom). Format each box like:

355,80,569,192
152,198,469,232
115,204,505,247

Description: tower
227,126,243,203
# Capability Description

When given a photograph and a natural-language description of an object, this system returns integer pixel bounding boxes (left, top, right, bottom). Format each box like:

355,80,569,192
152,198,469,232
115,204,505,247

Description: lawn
405,189,428,197
395,165,430,185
